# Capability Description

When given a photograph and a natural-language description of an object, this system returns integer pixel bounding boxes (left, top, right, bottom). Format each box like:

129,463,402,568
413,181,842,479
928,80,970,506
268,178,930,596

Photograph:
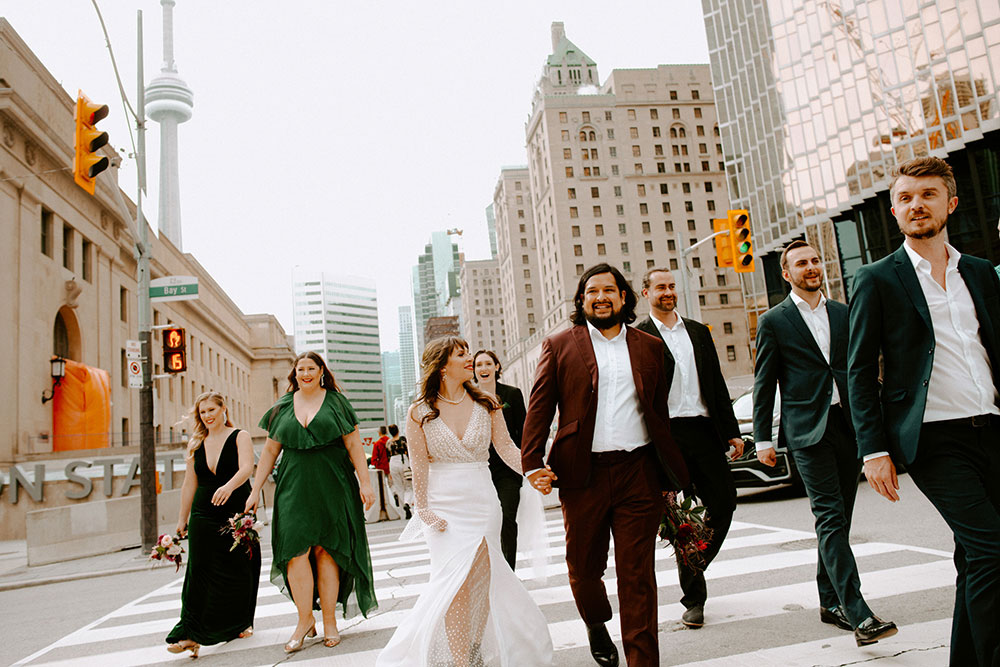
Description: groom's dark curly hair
570,263,638,326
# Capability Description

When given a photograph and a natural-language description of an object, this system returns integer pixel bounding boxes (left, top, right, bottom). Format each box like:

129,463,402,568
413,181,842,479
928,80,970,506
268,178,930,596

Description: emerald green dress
259,390,377,618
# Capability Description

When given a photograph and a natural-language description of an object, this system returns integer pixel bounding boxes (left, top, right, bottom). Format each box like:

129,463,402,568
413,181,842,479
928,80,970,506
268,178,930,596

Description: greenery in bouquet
149,533,185,571
222,511,262,557
658,491,713,572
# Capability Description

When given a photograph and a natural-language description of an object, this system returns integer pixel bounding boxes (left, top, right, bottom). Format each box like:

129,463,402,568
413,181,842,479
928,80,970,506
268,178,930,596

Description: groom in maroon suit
522,263,689,667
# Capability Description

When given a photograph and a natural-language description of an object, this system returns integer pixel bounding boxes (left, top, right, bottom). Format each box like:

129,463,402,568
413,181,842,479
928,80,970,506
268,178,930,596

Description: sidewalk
0,511,409,592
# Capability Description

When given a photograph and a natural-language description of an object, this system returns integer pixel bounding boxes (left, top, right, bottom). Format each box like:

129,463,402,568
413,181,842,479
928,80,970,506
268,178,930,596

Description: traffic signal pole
677,228,730,321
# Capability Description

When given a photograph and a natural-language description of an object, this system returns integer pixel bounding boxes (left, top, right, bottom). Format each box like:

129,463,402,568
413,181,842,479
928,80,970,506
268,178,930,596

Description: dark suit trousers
491,473,521,570
561,446,662,667
788,405,873,626
907,419,1000,667
671,416,737,609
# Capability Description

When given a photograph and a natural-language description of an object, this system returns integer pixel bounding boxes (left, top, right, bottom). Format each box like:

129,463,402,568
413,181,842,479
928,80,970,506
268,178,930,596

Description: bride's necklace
437,389,468,405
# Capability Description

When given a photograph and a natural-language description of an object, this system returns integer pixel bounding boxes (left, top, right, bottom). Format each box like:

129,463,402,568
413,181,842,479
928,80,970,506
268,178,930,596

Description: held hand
175,521,187,538
359,484,376,511
211,484,233,506
527,466,557,495
757,447,777,467
728,438,745,460
244,489,259,514
863,455,900,502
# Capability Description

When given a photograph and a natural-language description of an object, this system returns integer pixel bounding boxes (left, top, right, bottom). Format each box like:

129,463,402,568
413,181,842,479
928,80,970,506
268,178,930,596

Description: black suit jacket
847,244,1000,464
488,382,526,481
754,295,852,451
635,315,739,450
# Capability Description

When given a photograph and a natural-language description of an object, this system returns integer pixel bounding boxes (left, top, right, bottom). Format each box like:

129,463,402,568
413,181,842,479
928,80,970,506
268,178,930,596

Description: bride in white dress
377,336,554,667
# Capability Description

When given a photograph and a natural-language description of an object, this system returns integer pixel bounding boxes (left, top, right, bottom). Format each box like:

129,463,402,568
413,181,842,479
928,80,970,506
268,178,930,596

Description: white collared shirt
652,316,710,418
587,322,650,452
901,241,999,421
757,292,839,454
789,291,841,407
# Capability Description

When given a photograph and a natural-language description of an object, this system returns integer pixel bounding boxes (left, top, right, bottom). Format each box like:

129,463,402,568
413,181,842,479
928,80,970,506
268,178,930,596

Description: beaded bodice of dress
416,401,491,463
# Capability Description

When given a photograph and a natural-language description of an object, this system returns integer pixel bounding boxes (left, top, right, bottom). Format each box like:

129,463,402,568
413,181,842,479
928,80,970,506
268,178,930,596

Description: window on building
652,126,661,138
675,163,682,173
726,345,736,361
522,254,529,264
660,183,669,195
120,348,127,387
570,207,578,218
565,166,573,177
607,128,615,139
692,257,701,268
621,242,629,254
524,269,531,278
520,238,527,247
622,261,631,273
701,161,709,171
574,244,583,256
559,112,567,123
120,286,128,322
665,220,674,232
571,225,580,237
81,239,93,282
673,109,681,119
723,322,733,335
720,293,730,305
41,208,54,257
644,240,653,252
580,131,588,142
62,224,74,270
519,223,526,232
714,126,720,136
719,162,725,170
670,90,678,100
614,186,622,197
649,108,659,120
685,201,694,212
593,206,602,217
627,109,636,120
667,239,676,251
518,209,525,218
583,167,591,176
611,165,619,175
717,274,727,287
662,202,671,213
705,182,713,192
684,163,691,172
694,108,702,118
672,145,680,156
670,258,678,270
654,145,664,156
591,186,600,198
630,127,639,139
639,203,648,214
576,264,584,275
657,163,666,173
616,204,625,216
564,148,572,159
698,294,706,306
597,243,606,255
692,89,700,100
707,200,716,211
582,111,590,122
641,221,650,233
561,129,569,141
568,187,576,199
605,111,612,120
595,224,604,236
609,146,617,157
717,144,723,154
697,125,705,136
699,143,708,154
637,184,646,196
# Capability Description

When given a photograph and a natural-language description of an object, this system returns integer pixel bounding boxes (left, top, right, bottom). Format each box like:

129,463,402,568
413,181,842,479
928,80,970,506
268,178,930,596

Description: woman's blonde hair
186,392,232,458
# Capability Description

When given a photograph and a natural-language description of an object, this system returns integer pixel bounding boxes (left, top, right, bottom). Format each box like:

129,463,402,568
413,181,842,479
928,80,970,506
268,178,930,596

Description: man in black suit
848,156,1000,666
636,268,742,628
754,240,896,646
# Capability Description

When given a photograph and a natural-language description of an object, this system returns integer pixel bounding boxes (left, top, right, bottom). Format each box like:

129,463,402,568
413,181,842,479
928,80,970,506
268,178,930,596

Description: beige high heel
284,625,317,653
323,629,341,648
166,640,200,658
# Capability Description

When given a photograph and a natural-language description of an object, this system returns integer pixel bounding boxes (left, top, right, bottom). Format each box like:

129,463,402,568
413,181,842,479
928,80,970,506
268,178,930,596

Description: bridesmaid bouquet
222,511,263,557
658,491,713,572
149,533,185,571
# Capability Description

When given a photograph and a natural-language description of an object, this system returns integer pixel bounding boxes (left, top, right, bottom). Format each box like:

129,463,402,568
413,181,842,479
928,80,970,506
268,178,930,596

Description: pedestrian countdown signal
162,326,187,374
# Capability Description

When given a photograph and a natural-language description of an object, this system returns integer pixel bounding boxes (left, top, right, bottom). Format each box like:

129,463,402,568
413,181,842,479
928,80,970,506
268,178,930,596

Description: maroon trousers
560,446,663,667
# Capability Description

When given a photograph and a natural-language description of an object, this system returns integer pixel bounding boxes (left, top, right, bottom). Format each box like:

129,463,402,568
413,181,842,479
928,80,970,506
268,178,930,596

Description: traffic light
713,218,733,268
73,91,110,195
162,326,187,374
728,209,755,273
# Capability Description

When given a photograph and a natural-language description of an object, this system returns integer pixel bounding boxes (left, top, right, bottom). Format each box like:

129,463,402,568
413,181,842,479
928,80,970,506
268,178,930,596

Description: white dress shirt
652,316,710,418
757,291,839,453
866,242,999,462
587,322,650,452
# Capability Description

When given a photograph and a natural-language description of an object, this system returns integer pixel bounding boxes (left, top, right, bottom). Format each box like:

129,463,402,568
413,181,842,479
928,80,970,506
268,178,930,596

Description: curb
0,560,171,592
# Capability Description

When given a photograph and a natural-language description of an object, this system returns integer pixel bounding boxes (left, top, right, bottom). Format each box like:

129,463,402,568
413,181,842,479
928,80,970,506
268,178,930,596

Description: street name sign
127,359,142,388
150,276,199,302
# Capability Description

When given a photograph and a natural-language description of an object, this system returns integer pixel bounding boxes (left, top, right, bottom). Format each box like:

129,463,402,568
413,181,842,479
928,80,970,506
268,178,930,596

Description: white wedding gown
376,401,553,667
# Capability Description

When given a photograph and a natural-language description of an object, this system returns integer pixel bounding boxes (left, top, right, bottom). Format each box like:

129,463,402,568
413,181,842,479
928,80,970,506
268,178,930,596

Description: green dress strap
258,390,359,450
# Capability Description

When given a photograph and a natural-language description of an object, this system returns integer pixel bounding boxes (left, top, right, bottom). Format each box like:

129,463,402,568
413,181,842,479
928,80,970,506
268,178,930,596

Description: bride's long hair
415,336,499,425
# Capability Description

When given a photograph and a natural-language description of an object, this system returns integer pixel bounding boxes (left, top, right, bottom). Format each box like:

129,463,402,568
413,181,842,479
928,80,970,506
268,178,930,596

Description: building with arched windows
0,20,294,538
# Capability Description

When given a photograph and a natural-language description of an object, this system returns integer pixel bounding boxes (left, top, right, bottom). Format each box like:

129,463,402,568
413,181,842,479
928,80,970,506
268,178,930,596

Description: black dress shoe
585,623,619,666
854,616,898,646
681,605,704,628
819,605,853,631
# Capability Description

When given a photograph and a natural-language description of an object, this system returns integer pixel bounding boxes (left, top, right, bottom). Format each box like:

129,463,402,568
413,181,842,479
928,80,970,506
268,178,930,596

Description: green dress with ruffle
259,390,377,618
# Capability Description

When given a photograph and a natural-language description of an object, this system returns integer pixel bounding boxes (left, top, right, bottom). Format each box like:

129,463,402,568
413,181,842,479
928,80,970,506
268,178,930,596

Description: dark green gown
259,390,377,618
166,429,261,646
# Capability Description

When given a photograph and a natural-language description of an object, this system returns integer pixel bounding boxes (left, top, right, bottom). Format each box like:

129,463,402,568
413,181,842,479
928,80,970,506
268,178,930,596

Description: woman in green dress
166,392,260,658
246,351,377,653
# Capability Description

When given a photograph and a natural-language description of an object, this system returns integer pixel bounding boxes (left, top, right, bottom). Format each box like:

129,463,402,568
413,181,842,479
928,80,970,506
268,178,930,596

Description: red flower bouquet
149,533,185,571
222,511,262,557
658,491,713,572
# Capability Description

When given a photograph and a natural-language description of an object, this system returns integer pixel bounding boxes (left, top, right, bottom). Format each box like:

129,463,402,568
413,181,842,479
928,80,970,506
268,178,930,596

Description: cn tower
145,0,194,250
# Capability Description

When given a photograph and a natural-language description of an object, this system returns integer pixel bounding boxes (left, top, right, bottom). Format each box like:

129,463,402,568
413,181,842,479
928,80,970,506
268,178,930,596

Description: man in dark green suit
754,240,896,646
636,268,742,629
848,156,1000,667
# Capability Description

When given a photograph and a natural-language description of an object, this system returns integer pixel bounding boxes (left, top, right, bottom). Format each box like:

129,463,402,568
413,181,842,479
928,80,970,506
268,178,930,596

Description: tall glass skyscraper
702,0,1000,326
292,269,385,431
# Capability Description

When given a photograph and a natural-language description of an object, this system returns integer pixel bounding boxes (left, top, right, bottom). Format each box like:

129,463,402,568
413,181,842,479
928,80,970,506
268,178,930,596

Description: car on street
728,389,804,491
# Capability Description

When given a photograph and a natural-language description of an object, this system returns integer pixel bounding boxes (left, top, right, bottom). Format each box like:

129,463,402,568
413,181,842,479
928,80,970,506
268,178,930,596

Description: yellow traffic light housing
73,91,110,195
713,218,733,268
728,209,755,273
162,326,187,374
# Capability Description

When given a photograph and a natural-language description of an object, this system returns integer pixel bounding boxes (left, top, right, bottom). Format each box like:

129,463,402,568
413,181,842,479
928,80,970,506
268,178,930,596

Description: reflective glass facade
703,0,1000,320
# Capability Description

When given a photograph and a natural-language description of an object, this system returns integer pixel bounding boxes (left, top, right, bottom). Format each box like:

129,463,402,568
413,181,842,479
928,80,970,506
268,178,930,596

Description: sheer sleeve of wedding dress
489,408,523,475
405,405,447,531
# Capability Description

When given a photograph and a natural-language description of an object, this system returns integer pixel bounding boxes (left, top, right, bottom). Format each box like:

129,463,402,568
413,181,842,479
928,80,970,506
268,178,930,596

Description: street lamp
41,356,67,404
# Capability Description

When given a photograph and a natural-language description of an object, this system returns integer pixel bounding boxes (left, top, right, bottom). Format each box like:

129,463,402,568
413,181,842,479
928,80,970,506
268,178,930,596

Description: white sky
6,1,710,352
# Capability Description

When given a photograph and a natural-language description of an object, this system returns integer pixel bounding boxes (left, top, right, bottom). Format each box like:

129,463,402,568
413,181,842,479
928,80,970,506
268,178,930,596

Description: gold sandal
284,625,316,653
166,641,199,658
323,630,341,648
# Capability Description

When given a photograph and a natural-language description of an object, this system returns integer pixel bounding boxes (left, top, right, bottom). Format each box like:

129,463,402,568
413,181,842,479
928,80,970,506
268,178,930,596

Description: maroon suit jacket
521,325,689,491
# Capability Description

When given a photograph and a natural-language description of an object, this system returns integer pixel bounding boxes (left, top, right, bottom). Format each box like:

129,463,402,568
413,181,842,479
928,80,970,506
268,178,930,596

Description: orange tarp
52,359,111,451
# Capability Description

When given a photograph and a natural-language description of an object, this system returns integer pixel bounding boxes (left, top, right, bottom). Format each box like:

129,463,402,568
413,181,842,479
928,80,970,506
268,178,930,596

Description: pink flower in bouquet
158,534,173,548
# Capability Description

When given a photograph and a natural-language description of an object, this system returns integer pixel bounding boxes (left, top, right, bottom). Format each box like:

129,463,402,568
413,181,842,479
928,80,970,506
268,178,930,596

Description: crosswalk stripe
15,517,956,667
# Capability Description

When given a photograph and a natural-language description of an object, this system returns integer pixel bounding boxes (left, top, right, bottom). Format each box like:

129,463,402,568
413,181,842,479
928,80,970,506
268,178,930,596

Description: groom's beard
585,310,622,330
